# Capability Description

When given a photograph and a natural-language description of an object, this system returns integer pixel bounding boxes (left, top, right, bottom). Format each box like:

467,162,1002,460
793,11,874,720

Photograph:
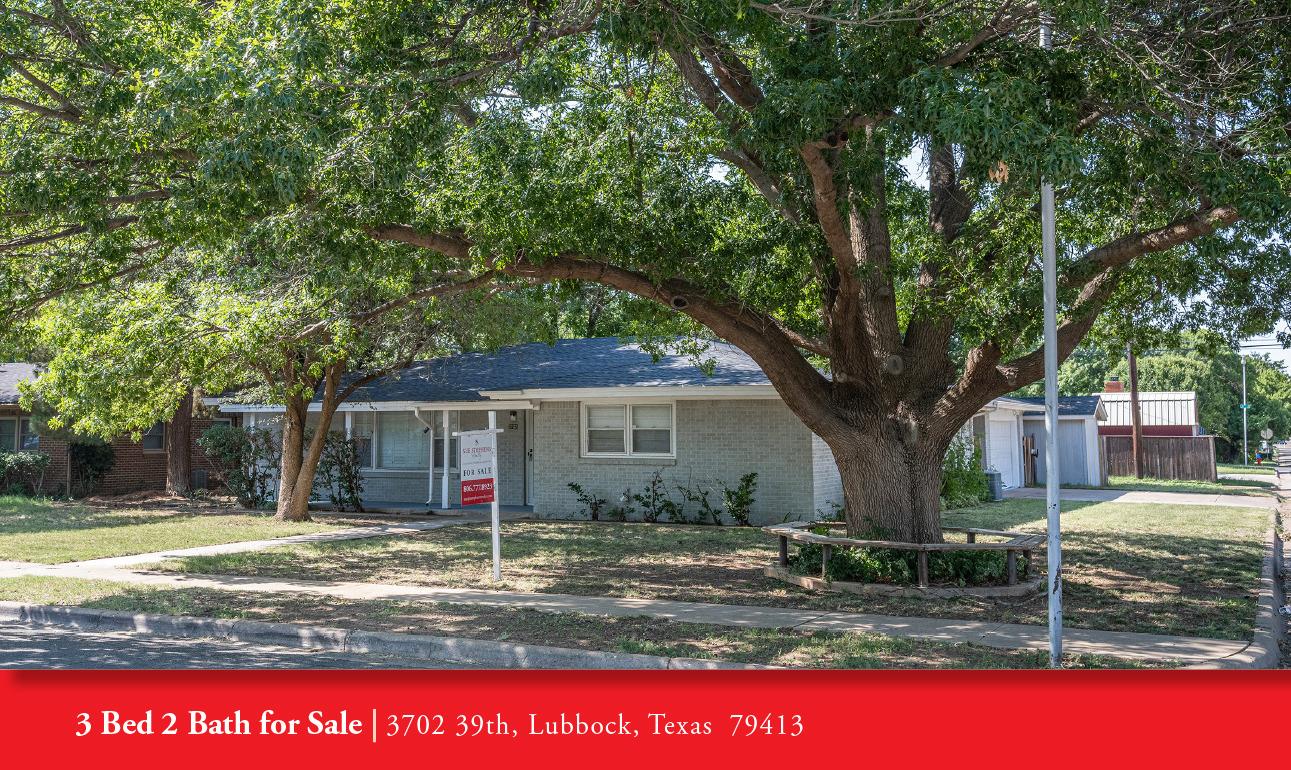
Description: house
0,363,221,496
968,395,1107,488
1096,379,1202,436
214,338,842,524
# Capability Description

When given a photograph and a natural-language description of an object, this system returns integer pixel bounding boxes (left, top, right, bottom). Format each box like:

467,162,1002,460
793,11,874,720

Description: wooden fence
1101,435,1217,482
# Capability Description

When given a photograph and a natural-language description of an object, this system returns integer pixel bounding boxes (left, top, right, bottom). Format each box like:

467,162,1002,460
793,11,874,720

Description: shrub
677,481,722,525
313,433,365,512
719,472,758,526
632,470,684,523
941,438,990,509
197,424,279,509
567,482,608,521
67,442,114,497
789,543,1022,587
606,487,634,522
0,451,51,495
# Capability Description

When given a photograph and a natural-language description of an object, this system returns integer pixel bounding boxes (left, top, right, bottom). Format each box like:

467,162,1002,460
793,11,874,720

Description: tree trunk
274,373,345,522
165,389,194,496
275,399,310,521
823,426,949,543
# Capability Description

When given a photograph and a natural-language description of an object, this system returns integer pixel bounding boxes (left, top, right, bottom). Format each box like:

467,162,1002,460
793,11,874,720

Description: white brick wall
810,433,843,515
530,399,819,525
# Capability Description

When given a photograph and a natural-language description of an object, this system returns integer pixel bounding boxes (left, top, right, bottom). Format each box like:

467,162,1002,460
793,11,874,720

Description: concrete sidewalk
53,566,1252,664
1004,486,1278,509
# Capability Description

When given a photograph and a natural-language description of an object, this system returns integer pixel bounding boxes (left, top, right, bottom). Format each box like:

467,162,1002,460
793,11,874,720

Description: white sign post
456,414,503,580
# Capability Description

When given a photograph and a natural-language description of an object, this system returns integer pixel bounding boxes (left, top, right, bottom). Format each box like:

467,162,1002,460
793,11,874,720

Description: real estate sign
458,429,496,506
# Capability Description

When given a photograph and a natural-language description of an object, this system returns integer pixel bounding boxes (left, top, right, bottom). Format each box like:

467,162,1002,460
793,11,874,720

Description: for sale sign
458,429,496,506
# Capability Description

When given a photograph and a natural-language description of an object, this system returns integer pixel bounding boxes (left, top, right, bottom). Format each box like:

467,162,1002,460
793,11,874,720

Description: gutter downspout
413,407,435,506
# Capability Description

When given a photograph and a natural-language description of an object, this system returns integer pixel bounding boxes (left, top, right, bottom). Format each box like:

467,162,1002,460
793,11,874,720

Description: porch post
440,409,450,509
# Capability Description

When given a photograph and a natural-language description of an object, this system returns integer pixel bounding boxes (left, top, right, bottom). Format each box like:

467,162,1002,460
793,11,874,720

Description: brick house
0,363,227,496
211,337,844,524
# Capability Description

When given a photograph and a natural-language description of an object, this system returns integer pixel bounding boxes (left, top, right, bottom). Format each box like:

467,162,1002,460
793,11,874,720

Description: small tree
312,433,365,513
197,424,280,509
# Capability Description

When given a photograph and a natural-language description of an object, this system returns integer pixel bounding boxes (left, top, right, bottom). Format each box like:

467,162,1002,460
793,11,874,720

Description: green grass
1216,462,1277,476
1104,475,1276,496
0,576,1169,669
0,495,348,563
162,499,1270,641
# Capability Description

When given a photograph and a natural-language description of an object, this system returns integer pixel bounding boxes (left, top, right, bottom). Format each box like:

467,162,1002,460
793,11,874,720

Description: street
0,624,470,669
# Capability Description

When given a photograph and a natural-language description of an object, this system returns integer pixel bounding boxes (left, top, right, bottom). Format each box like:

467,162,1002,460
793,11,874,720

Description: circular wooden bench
763,520,1045,591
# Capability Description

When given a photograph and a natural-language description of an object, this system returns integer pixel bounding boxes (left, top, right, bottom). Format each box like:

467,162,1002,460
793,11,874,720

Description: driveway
1003,487,1278,510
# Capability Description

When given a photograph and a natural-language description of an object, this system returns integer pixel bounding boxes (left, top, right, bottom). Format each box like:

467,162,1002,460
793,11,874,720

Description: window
0,419,15,452
141,422,165,451
350,412,375,469
583,403,674,457
376,411,431,470
433,412,459,473
18,418,38,451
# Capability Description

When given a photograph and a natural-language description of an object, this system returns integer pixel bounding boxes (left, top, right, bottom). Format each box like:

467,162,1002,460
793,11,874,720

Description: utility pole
1126,343,1144,479
1039,15,1062,670
1241,353,1248,466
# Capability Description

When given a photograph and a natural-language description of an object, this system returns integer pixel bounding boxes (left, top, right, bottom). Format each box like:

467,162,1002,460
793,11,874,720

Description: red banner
460,478,495,506
0,671,1284,767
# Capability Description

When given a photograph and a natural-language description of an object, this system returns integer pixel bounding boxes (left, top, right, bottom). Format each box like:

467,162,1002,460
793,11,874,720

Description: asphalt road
0,624,469,669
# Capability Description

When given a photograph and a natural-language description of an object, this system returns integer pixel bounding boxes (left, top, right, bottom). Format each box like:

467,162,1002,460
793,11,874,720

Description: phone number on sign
74,710,804,739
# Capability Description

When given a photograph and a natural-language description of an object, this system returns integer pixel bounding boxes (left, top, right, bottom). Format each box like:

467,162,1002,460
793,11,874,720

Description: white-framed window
350,411,376,469
376,411,430,470
141,422,166,451
581,402,675,458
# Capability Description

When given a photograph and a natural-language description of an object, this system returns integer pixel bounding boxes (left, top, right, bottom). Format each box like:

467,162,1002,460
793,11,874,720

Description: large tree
3,1,1288,540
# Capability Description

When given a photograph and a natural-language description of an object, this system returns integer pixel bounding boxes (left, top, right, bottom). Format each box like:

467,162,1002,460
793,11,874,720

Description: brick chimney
1104,376,1124,393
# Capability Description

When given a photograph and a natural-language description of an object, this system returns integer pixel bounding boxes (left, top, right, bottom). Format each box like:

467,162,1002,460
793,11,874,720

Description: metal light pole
1040,15,1063,669
1241,353,1248,466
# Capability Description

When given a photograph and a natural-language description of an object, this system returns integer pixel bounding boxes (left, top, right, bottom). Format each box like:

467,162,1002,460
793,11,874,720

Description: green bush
67,442,114,497
197,424,279,509
632,470,684,523
789,544,1022,587
0,451,51,495
719,472,758,526
312,433,365,512
941,439,990,509
567,482,607,521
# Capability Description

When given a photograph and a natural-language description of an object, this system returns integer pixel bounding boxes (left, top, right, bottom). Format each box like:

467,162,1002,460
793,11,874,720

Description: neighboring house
1096,379,1202,436
968,395,1107,488
213,338,842,524
0,363,222,495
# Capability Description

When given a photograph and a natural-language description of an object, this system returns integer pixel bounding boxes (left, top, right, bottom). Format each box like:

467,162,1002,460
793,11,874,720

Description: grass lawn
1103,475,1277,496
0,496,355,563
162,499,1270,640
0,576,1166,669
1216,462,1276,476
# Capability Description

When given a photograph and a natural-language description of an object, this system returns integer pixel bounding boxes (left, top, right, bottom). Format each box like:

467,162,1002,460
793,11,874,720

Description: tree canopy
3,0,1287,537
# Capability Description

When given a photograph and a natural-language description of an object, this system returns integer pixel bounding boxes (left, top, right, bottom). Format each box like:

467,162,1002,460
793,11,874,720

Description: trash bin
985,470,1004,502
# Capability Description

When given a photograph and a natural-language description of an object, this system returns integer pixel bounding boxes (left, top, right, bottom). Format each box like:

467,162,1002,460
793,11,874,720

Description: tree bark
165,389,193,496
821,417,949,543
275,397,309,521
274,363,347,522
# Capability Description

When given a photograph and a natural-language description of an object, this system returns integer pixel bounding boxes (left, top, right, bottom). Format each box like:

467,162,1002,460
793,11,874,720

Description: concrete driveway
1003,486,1278,510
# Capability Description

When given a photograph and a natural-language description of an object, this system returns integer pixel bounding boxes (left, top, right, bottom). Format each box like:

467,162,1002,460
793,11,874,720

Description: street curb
0,602,771,670
1187,508,1284,669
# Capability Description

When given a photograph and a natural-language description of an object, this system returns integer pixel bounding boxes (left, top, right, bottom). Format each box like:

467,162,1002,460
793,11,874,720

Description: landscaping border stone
763,564,1045,599
0,601,770,670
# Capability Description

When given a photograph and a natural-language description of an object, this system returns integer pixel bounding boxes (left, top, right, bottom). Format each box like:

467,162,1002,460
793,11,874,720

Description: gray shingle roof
0,363,40,404
1007,395,1103,416
344,338,770,403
